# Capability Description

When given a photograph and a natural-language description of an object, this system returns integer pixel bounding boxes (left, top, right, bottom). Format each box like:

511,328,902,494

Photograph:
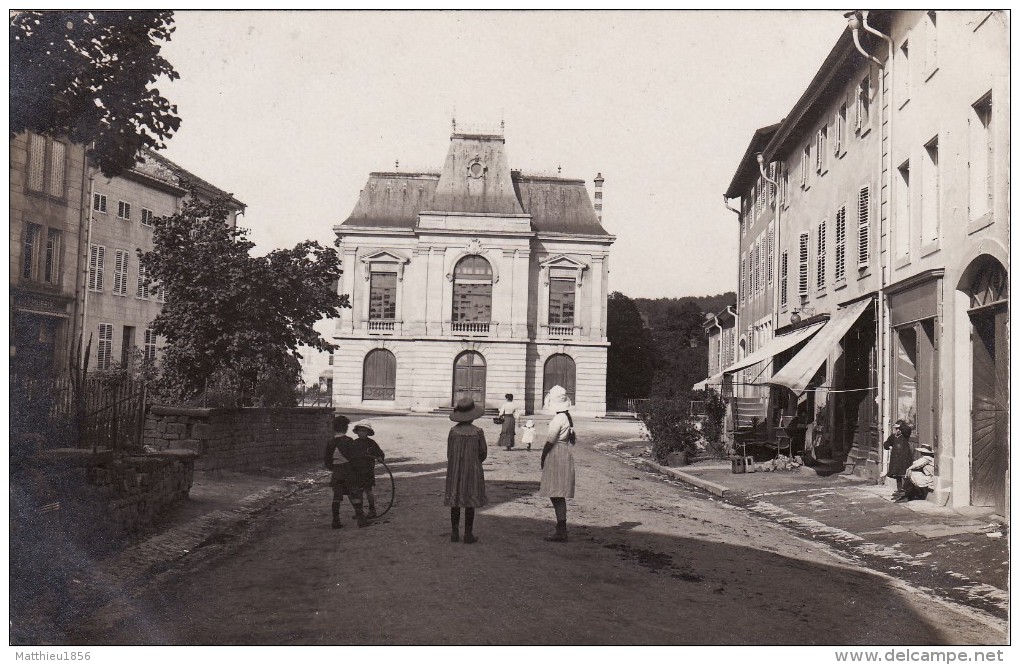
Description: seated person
896,443,935,502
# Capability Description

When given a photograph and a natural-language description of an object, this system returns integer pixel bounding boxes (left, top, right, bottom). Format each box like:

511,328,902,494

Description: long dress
539,412,575,498
444,423,488,507
498,401,517,449
883,434,912,478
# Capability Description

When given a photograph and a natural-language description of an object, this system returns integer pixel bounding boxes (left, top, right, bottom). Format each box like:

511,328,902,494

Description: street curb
637,459,732,498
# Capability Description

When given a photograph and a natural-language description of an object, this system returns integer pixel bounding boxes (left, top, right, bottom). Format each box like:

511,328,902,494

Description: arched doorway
452,351,486,407
362,349,396,401
965,257,1008,512
543,353,576,405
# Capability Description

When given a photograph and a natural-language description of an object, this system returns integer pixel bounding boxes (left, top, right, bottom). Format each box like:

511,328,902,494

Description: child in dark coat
883,420,914,500
324,415,354,529
348,420,386,524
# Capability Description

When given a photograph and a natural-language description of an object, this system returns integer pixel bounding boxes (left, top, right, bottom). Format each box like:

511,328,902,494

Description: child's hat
352,419,375,436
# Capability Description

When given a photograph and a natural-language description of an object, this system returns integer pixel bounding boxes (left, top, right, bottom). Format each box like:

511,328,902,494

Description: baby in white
522,420,536,450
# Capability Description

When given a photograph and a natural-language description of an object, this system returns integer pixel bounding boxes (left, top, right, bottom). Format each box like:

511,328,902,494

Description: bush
697,388,727,443
639,394,702,465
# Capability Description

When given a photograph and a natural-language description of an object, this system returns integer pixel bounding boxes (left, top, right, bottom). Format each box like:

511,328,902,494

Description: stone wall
144,406,333,472
19,447,198,543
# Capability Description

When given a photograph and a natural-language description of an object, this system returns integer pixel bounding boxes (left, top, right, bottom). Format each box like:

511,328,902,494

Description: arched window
363,349,396,401
452,351,486,407
543,354,576,405
452,256,493,324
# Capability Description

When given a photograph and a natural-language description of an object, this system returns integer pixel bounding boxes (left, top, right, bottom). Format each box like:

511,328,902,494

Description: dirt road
71,415,1004,645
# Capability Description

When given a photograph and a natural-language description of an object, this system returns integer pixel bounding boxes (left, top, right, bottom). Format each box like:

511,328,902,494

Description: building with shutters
704,10,1008,513
82,150,245,373
10,132,244,377
332,127,614,416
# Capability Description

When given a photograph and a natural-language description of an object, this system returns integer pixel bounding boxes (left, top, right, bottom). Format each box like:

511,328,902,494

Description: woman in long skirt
445,396,488,544
497,393,518,450
539,385,575,542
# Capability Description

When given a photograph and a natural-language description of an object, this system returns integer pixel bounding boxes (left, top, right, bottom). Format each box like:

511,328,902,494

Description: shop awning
768,298,873,393
694,320,826,389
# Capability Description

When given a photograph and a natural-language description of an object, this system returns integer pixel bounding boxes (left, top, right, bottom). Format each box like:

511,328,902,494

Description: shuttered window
816,221,827,289
98,323,114,371
93,193,107,213
780,250,789,308
767,228,774,284
740,254,746,303
856,75,871,133
89,244,105,292
801,145,810,188
144,329,158,363
22,224,41,280
798,234,809,296
26,133,67,198
117,201,132,220
114,250,129,296
858,186,871,267
44,229,61,285
835,206,847,282
137,264,150,299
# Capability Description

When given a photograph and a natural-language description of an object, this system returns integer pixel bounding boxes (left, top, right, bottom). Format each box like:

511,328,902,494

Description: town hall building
332,127,614,416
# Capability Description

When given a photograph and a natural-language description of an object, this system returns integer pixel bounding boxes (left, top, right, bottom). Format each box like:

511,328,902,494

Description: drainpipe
723,195,742,376
79,145,97,371
848,10,895,473
723,194,741,216
757,154,781,337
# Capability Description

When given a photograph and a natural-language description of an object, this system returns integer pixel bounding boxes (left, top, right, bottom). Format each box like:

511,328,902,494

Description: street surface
71,415,1003,645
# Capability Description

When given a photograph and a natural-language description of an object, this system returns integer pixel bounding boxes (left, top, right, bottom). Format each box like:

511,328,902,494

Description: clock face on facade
468,160,485,178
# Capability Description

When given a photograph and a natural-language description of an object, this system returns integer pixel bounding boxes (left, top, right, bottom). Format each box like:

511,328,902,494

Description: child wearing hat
540,385,576,543
897,442,935,502
348,420,386,523
445,396,488,544
883,420,914,500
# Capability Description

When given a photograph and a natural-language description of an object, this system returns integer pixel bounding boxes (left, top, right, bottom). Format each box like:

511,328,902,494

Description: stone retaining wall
22,448,198,543
144,406,333,472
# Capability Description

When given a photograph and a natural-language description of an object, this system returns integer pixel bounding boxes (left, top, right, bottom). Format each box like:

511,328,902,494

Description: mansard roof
340,133,609,236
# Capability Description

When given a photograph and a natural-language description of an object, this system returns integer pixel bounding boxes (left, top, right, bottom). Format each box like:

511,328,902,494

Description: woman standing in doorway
539,385,576,542
497,393,519,451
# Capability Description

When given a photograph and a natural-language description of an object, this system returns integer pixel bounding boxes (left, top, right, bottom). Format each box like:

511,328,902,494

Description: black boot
544,520,568,542
463,508,477,544
451,507,460,542
331,502,342,529
354,504,369,528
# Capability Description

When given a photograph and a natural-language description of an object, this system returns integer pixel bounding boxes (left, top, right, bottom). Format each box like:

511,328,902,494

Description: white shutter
798,233,809,296
89,245,105,292
137,264,150,299
780,250,789,307
835,206,847,281
114,250,128,295
767,227,774,284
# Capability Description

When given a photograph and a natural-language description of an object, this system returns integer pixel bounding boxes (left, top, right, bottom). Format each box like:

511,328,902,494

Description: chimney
593,172,604,223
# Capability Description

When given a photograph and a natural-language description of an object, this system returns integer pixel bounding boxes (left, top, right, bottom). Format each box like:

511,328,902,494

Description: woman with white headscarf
539,385,576,542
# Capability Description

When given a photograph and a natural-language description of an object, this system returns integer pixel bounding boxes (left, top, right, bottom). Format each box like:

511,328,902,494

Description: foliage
10,10,181,177
698,388,727,444
139,195,350,405
639,392,702,464
606,292,655,400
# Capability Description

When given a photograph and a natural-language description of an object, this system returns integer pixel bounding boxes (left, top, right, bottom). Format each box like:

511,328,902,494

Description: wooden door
971,305,1008,512
543,354,576,404
452,352,486,407
362,349,396,400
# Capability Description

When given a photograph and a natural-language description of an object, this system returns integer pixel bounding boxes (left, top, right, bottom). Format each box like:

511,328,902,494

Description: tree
139,195,351,403
648,300,709,397
10,10,181,176
606,292,655,401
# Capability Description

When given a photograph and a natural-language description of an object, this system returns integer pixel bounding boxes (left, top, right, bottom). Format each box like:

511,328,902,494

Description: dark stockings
450,507,476,543
551,497,567,521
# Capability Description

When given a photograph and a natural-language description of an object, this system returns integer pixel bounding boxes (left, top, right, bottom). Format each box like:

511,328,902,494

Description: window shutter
858,186,871,267
114,250,128,295
801,146,809,188
48,140,66,197
798,233,809,296
780,250,789,307
89,245,105,292
767,228,774,284
27,133,46,192
98,323,113,370
835,206,847,281
816,221,827,289
137,264,150,299
740,255,746,303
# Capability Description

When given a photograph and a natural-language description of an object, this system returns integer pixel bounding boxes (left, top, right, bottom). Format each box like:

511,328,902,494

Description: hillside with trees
606,292,735,402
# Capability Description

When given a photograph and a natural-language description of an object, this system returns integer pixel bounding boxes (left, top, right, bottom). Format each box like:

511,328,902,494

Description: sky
157,10,849,302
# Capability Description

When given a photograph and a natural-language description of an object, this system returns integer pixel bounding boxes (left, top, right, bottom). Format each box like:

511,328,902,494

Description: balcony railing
547,324,575,338
368,320,395,332
451,321,490,334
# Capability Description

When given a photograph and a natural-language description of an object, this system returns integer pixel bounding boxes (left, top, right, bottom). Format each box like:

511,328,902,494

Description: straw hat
450,396,485,422
545,385,572,414
916,443,934,456
351,419,375,436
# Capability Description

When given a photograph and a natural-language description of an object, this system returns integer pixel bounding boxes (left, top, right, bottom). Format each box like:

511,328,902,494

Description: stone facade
144,406,333,472
717,11,1009,511
333,130,614,416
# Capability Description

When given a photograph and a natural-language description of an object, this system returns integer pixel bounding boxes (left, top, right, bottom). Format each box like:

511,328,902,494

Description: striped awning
768,298,873,394
693,320,826,389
